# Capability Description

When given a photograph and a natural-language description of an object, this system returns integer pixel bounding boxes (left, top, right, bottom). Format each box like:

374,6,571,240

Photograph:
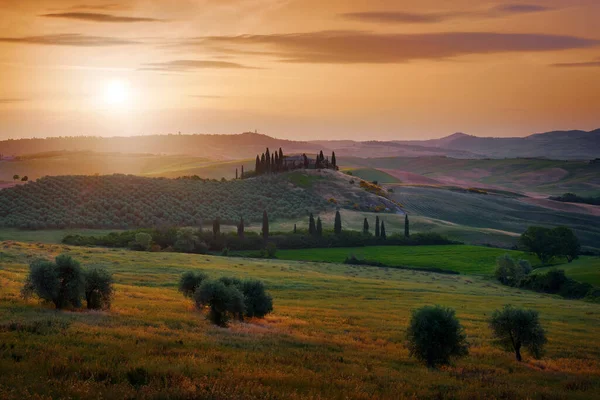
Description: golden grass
1,241,599,399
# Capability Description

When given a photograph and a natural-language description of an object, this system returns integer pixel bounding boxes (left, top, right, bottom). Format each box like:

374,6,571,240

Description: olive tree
489,305,547,362
494,254,532,286
194,280,245,326
406,305,469,368
178,271,209,298
84,268,114,310
22,254,85,309
241,279,273,318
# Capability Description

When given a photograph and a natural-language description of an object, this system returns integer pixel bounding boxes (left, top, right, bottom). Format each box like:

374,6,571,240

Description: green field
275,245,539,275
390,186,600,251
1,241,600,399
534,257,600,286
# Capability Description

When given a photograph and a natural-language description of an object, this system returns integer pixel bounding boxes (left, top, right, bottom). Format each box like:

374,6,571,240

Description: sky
0,0,599,141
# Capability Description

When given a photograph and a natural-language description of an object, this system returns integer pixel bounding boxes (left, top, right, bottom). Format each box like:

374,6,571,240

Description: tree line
249,147,339,178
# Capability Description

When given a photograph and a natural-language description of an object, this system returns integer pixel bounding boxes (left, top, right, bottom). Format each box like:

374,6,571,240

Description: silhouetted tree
262,210,269,241
265,148,271,172
381,220,387,239
13,174,19,182
303,154,309,168
213,217,221,239
553,226,581,263
375,216,380,238
255,156,260,174
490,305,547,362
316,217,323,237
363,218,369,235
235,168,238,180
293,223,297,233
309,213,316,235
334,210,342,234
241,165,244,179
21,176,28,182
331,151,337,168
405,214,410,238
238,217,245,238
271,154,275,171
278,148,284,168
274,152,279,172
260,154,266,174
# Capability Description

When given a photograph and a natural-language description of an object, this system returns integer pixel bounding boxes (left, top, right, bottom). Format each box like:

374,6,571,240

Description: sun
102,79,131,108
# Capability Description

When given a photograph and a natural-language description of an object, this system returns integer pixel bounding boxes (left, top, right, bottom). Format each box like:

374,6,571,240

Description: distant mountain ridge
1,128,598,160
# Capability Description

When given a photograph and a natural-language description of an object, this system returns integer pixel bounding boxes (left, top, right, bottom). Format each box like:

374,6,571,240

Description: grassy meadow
1,241,600,399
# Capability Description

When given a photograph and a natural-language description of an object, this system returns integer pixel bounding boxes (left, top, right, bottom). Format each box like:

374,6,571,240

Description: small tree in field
489,305,547,362
309,213,316,235
178,271,209,298
134,232,152,251
494,254,531,287
375,216,380,238
194,280,245,326
363,218,369,235
241,279,273,318
22,254,85,309
84,268,114,310
406,305,469,368
316,217,323,237
404,214,410,238
13,174,19,182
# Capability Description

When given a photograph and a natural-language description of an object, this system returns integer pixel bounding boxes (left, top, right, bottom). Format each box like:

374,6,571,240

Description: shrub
84,268,114,310
174,228,200,253
265,242,277,258
494,254,530,286
194,280,245,326
489,305,547,361
241,280,273,318
178,271,209,298
22,255,85,309
133,232,152,251
406,305,469,367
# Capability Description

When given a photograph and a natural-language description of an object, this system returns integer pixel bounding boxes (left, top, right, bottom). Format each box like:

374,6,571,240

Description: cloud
189,31,599,64
40,12,164,23
0,34,139,47
341,4,551,24
190,95,224,99
0,98,27,104
551,57,600,67
139,60,258,72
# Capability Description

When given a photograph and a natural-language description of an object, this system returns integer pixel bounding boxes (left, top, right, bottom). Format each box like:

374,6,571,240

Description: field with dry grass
1,241,599,399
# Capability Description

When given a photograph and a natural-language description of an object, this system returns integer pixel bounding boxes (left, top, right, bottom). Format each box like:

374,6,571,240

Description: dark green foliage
406,305,469,367
316,217,323,237
133,232,152,251
237,217,244,238
494,254,531,286
363,218,369,235
308,213,316,235
331,151,337,168
293,224,297,234
13,174,19,181
174,228,202,253
262,210,269,241
375,216,380,238
194,280,245,326
380,221,387,239
344,255,459,275
265,242,277,258
550,192,600,206
334,210,342,235
241,280,273,318
84,268,114,310
519,226,580,264
178,271,209,298
22,254,85,309
126,367,149,388
404,214,410,238
0,174,329,230
489,305,547,361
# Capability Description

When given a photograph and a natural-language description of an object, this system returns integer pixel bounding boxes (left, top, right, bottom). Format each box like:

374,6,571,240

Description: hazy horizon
1,0,599,140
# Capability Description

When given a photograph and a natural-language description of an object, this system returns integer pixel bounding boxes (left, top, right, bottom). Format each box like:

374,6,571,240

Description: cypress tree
334,210,342,235
375,216,380,238
293,224,297,234
213,217,221,239
279,148,284,167
274,152,279,172
316,217,323,237
309,213,316,235
404,214,410,238
265,148,271,172
238,217,244,238
241,165,244,179
262,210,269,241
255,155,260,174
271,154,275,171
235,168,238,180
381,220,387,239
363,218,369,235
260,154,266,174
331,151,337,168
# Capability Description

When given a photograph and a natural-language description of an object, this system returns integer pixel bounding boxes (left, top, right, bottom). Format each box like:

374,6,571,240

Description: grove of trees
519,226,580,264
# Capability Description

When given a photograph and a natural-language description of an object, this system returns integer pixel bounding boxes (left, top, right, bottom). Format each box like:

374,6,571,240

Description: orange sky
0,0,599,140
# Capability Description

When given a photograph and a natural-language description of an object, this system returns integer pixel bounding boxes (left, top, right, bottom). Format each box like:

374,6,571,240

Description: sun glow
102,79,131,108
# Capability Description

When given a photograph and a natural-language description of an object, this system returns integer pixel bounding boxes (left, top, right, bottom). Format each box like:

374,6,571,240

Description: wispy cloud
186,31,599,64
552,57,600,67
0,98,27,104
342,4,552,24
40,12,165,23
139,60,259,72
0,34,140,47
190,95,224,99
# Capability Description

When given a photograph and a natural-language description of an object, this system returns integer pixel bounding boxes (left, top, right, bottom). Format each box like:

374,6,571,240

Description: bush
132,232,152,251
84,268,114,310
193,280,245,326
406,305,469,367
489,305,547,361
265,242,277,258
241,280,273,318
494,254,530,286
22,255,85,309
178,271,209,298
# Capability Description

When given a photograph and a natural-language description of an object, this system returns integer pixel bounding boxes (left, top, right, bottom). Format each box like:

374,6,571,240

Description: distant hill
397,129,600,160
1,128,599,160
